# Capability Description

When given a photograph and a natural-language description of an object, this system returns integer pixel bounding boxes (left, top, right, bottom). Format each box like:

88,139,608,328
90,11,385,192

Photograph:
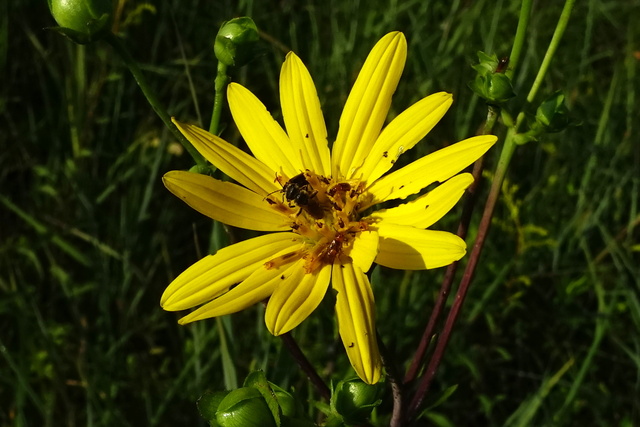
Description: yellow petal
177,253,304,324
355,92,453,184
280,52,331,176
370,173,473,229
172,119,279,196
228,83,302,177
266,260,331,335
349,230,379,273
163,171,289,231
332,32,407,179
374,223,466,269
332,263,381,384
364,135,497,209
161,233,303,311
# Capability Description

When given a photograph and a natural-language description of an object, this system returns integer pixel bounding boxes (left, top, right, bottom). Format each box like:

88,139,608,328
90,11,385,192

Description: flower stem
407,0,577,418
505,0,533,80
377,333,404,427
104,32,206,166
407,121,515,420
404,106,500,385
279,333,331,400
521,0,576,109
209,61,230,135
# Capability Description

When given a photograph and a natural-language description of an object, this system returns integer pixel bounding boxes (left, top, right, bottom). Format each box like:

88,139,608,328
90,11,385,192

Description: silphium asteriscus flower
161,32,497,384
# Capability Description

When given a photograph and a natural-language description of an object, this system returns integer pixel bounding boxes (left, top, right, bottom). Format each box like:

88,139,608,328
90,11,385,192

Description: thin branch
404,106,499,385
377,333,404,426
279,332,331,401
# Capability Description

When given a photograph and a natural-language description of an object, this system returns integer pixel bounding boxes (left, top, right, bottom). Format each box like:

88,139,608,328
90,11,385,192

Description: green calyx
330,378,383,425
214,17,260,67
48,0,113,43
469,51,516,104
534,91,570,133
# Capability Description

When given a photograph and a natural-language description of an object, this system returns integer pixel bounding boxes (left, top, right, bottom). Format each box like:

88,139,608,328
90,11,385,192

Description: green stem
515,0,577,131
209,61,230,135
506,0,533,80
104,32,206,166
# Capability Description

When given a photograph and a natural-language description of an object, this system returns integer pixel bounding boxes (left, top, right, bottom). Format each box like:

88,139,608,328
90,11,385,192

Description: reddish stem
279,332,331,400
403,156,485,384
407,128,513,419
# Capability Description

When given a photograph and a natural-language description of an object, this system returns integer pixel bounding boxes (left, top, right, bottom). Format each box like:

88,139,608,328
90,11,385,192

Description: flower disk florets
265,171,373,274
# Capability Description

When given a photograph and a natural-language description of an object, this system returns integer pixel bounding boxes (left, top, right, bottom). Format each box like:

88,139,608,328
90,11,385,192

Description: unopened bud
535,91,570,133
469,51,515,104
214,17,259,67
215,387,277,427
48,0,113,43
332,378,383,424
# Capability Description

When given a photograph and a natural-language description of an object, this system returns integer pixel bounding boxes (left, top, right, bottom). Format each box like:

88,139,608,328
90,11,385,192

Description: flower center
266,170,372,272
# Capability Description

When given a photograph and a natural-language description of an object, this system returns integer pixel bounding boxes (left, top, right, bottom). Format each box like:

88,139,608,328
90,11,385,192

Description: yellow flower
161,32,496,384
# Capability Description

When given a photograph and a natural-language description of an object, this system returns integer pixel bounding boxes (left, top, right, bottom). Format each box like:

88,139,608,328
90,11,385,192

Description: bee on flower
161,32,497,384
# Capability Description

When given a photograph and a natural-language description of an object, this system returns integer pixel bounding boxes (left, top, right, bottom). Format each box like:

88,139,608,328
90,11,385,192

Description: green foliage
1,0,638,426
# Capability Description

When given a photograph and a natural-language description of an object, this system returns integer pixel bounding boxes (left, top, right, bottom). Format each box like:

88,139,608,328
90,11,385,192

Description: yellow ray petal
172,120,279,196
332,32,407,179
349,230,379,273
370,173,473,229
228,83,302,177
163,171,289,231
374,223,466,270
161,233,303,311
280,52,331,176
178,254,304,324
355,92,453,184
265,261,331,335
332,263,381,384
363,135,497,209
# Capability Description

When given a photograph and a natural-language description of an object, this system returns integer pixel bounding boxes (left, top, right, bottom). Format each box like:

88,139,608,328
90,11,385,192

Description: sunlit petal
163,171,289,231
161,233,303,311
355,92,453,184
374,223,466,270
228,83,302,177
363,135,496,209
265,261,332,335
349,230,379,272
332,32,407,179
370,173,473,229
280,52,331,176
178,254,304,324
172,119,279,196
333,263,381,384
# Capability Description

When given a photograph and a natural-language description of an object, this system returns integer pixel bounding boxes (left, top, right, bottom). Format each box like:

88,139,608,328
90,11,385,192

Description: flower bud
332,378,383,424
534,91,570,133
215,387,277,427
48,0,113,43
214,17,259,67
272,387,299,418
468,51,515,104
